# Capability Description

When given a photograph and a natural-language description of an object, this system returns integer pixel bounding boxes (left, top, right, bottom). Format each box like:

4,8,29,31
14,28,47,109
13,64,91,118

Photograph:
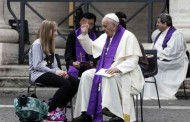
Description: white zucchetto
105,13,119,23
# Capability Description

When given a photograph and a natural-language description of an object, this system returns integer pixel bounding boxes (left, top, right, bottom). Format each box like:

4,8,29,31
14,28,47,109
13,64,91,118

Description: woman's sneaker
46,109,67,122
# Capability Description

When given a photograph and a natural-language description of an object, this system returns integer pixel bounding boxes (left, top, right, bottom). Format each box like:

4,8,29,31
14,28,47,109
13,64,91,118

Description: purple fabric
67,66,79,78
68,28,96,78
87,25,125,122
75,28,96,62
154,26,176,49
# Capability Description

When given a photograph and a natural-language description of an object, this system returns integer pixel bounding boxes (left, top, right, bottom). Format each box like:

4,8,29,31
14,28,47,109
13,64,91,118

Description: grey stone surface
0,43,20,65
170,0,190,43
1,89,190,122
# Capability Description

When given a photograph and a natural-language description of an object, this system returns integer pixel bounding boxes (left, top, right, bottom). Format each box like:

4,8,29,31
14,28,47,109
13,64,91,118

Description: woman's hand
56,70,69,79
56,70,63,76
62,71,69,79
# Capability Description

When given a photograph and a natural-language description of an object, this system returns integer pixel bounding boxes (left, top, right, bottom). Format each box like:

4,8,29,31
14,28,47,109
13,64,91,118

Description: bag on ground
14,95,48,122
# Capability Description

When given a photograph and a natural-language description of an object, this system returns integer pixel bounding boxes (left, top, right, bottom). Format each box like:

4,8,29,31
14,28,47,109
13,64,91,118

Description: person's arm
116,55,139,74
106,31,141,75
78,18,107,58
106,55,139,75
65,31,76,66
31,43,57,74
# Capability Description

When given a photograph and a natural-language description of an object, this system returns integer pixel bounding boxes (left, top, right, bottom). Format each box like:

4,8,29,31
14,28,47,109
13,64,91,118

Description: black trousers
35,72,79,112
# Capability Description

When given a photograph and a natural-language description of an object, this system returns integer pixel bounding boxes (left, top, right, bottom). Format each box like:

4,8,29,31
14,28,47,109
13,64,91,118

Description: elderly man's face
102,17,116,38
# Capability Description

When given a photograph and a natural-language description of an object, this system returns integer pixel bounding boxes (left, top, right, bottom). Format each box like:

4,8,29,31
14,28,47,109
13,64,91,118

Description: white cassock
74,30,145,122
143,27,189,100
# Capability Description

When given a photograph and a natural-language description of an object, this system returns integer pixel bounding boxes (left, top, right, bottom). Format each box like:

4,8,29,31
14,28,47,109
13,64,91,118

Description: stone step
0,65,67,87
0,77,28,88
0,65,28,77
0,87,58,98
0,65,67,77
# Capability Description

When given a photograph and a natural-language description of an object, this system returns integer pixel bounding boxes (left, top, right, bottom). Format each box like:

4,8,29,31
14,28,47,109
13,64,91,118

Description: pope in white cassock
72,13,145,122
143,13,189,100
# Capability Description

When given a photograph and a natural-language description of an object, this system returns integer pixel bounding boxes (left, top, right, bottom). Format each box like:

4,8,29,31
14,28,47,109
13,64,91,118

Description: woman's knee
59,78,72,89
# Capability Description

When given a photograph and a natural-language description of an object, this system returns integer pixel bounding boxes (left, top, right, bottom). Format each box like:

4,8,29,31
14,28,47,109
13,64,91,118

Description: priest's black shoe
109,116,124,122
102,108,115,117
72,113,92,122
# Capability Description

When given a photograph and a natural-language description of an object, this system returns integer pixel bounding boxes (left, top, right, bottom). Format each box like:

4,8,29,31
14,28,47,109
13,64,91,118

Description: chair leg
140,93,143,122
65,100,74,121
34,84,37,95
153,77,161,108
135,95,138,122
70,100,74,121
141,87,145,122
183,81,187,99
27,84,31,95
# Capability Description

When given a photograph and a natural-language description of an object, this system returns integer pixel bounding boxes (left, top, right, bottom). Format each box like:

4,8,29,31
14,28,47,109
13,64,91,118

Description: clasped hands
56,70,69,79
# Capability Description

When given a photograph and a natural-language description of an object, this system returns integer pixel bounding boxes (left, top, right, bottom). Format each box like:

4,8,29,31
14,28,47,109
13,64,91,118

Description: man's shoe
109,116,124,122
72,113,92,122
102,108,115,117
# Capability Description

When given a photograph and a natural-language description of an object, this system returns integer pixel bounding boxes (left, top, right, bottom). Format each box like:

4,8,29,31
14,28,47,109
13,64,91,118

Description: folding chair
27,54,74,120
183,50,190,99
142,49,161,107
140,50,161,122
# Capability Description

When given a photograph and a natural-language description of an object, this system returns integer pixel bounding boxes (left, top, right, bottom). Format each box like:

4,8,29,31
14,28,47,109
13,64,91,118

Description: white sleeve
77,33,107,58
116,55,139,74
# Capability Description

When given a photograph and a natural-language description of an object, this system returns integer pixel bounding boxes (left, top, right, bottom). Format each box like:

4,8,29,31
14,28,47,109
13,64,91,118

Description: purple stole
68,28,96,78
154,26,176,49
87,25,125,122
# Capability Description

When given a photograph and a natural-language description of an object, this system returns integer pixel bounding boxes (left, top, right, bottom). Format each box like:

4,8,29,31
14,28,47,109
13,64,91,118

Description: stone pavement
0,88,190,122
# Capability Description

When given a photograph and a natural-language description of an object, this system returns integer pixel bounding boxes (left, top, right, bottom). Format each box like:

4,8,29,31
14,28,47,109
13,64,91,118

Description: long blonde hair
39,20,57,55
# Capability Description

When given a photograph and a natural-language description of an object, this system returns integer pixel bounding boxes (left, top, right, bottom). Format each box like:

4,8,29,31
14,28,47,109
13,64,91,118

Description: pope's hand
106,68,121,75
80,18,89,35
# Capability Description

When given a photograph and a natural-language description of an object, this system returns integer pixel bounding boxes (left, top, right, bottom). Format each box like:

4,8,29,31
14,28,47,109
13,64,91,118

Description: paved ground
0,88,190,122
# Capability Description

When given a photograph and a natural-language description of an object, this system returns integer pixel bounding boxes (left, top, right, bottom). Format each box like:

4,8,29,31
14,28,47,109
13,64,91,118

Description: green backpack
14,95,48,122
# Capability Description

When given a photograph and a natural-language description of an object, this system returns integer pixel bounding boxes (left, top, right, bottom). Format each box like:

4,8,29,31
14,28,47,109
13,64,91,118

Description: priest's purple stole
87,25,125,122
68,28,96,78
154,26,176,49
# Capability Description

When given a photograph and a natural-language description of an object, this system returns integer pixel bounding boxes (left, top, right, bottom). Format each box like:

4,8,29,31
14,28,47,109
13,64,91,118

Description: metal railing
7,0,166,64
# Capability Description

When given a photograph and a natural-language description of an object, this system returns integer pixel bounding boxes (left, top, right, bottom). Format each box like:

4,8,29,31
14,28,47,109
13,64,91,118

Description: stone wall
0,0,186,64
4,1,165,45
170,0,190,43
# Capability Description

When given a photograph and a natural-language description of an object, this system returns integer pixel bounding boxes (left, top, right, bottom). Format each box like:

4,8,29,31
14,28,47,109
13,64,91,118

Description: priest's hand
73,61,81,68
80,18,89,35
106,67,121,75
